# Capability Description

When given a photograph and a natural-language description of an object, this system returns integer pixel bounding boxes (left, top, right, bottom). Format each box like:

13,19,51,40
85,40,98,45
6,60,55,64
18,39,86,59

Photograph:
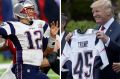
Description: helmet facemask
20,5,37,20
14,1,37,20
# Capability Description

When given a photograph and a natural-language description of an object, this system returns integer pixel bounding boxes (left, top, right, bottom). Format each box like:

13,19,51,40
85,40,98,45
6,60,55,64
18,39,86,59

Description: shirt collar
104,17,114,30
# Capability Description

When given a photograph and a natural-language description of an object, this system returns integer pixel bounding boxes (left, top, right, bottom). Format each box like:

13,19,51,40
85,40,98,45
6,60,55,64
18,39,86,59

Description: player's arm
0,23,11,51
44,21,59,57
0,44,9,51
41,57,50,67
0,26,8,39
41,52,58,67
41,36,60,67
0,39,9,51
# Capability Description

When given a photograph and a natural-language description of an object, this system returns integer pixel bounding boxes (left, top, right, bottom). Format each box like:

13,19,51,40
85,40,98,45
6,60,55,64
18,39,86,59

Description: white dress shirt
100,17,114,46
101,17,114,33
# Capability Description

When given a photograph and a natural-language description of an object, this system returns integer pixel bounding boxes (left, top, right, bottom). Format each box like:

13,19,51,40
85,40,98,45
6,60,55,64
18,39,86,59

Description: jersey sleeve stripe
7,22,16,35
42,37,48,52
43,23,48,33
0,27,7,38
9,35,22,50
16,50,23,64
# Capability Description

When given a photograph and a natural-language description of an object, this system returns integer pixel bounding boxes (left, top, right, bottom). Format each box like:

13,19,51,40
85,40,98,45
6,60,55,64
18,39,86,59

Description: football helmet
14,0,37,19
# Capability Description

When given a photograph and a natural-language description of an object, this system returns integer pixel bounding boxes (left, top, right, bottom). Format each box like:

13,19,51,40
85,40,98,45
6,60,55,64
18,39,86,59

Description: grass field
0,69,59,79
0,54,60,79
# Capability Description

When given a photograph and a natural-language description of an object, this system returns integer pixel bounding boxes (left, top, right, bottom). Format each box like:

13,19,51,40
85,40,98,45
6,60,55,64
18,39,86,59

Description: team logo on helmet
14,0,37,19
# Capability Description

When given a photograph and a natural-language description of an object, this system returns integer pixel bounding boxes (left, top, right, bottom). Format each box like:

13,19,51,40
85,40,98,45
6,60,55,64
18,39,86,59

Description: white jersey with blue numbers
0,20,50,66
61,30,109,79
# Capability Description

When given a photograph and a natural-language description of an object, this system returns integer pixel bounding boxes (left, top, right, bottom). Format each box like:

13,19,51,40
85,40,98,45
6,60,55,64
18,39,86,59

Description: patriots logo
38,24,42,28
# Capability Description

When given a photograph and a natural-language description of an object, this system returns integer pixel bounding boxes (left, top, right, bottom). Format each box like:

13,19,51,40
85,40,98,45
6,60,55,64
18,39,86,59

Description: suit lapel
105,20,116,36
95,21,116,37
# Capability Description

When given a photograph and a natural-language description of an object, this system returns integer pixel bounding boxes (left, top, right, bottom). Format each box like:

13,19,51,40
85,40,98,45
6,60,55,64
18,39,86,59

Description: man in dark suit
61,13,73,79
91,0,120,79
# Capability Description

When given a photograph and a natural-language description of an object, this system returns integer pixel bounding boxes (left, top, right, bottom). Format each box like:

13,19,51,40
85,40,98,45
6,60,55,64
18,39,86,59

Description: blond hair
91,0,114,16
91,0,112,8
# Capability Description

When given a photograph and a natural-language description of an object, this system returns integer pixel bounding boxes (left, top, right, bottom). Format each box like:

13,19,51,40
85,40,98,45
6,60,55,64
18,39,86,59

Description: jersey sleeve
0,22,14,39
96,39,109,69
0,27,8,39
61,42,71,67
43,23,50,38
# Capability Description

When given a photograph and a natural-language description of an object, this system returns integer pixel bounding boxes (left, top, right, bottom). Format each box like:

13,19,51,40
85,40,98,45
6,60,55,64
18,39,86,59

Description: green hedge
66,20,96,32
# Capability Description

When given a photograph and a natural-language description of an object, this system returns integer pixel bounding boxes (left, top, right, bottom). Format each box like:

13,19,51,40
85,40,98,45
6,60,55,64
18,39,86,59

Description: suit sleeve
106,22,120,54
108,37,120,54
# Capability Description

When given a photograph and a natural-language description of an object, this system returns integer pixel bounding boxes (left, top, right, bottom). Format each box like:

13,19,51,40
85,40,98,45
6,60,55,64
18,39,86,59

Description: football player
0,0,58,79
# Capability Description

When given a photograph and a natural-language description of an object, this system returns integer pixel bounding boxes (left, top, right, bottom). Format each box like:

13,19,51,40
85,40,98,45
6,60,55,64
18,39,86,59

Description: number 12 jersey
0,20,50,66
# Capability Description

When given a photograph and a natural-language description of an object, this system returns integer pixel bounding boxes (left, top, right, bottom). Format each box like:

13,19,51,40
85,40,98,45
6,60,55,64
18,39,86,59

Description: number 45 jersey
61,32,109,79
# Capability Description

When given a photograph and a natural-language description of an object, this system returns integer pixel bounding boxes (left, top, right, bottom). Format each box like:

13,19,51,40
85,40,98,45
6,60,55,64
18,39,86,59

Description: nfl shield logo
38,24,42,28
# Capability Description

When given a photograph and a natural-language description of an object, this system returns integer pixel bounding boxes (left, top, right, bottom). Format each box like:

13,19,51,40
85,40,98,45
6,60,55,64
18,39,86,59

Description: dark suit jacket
98,20,120,79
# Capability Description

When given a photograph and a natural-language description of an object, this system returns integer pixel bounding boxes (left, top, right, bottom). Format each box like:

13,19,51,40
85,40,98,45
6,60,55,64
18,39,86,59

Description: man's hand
44,21,59,57
112,63,120,73
65,32,73,41
96,31,109,43
50,21,59,39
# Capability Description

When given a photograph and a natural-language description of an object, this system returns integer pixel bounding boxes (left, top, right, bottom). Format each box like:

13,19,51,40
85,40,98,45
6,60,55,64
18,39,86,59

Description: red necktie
100,26,105,31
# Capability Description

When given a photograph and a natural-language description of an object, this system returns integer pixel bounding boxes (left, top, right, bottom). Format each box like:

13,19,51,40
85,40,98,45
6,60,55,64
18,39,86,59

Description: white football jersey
61,30,109,79
0,20,50,66
0,64,16,79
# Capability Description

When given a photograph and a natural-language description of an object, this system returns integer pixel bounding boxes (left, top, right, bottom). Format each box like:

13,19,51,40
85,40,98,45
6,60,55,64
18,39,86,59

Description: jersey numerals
25,30,42,49
74,51,93,78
